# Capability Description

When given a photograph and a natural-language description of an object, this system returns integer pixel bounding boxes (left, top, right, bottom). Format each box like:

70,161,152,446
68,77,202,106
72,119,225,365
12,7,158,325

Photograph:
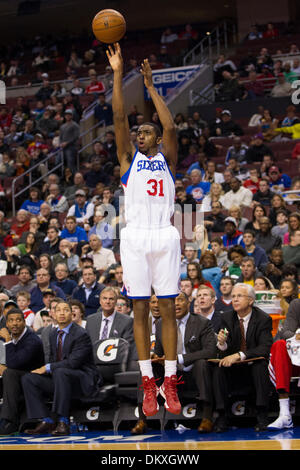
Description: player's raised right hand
106,42,123,72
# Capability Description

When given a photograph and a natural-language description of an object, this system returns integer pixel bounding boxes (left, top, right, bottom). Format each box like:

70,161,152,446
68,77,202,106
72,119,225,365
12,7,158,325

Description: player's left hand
140,59,154,88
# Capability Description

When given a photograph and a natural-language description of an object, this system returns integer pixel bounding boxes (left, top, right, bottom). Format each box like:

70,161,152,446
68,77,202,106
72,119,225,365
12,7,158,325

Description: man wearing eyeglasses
211,283,273,433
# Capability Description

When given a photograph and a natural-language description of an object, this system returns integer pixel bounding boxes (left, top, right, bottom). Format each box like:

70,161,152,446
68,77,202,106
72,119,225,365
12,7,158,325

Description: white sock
139,359,153,378
279,398,291,417
164,360,177,377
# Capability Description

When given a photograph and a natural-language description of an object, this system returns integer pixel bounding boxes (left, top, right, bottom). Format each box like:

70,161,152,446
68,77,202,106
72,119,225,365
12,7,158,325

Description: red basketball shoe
159,375,183,415
141,376,159,417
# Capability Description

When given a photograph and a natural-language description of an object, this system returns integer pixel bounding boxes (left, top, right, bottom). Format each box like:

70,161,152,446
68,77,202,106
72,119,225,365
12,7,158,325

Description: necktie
177,320,184,370
239,318,247,353
101,318,109,340
56,330,64,361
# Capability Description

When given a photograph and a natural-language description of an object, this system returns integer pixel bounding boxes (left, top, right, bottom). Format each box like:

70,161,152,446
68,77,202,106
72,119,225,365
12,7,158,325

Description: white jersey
120,150,175,229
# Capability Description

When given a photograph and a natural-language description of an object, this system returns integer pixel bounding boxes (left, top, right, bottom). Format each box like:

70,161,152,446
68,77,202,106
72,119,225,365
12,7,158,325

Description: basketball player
106,43,182,417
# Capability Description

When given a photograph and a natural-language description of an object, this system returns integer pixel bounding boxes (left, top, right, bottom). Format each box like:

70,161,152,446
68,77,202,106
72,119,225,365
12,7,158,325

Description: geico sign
97,338,119,362
153,70,195,84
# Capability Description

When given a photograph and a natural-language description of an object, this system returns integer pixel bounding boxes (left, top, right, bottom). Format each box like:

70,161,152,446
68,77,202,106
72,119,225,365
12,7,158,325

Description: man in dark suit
71,266,105,316
195,285,222,333
86,287,137,383
21,300,102,436
0,308,45,436
152,292,217,433
212,283,273,433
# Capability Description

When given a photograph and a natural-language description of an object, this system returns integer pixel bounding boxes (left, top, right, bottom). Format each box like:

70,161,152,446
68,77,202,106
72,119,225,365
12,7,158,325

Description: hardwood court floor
0,426,300,451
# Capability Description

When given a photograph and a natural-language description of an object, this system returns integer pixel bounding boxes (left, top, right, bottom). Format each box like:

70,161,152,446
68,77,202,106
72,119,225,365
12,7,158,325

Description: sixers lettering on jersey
121,150,175,229
137,159,167,172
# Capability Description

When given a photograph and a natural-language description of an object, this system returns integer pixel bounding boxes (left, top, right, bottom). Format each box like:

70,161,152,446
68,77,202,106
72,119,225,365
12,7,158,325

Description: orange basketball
92,9,126,44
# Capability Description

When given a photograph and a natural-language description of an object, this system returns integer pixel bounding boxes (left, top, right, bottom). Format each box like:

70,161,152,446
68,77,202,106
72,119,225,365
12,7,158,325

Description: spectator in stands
70,299,86,328
268,166,291,192
72,265,105,316
278,278,299,316
35,78,54,102
212,283,272,433
210,237,229,271
185,169,210,203
283,229,300,277
215,71,243,101
68,51,82,70
0,307,45,436
200,251,223,295
157,45,172,68
84,156,110,189
291,58,300,75
70,78,85,97
271,210,289,242
63,171,85,204
0,151,16,178
213,54,237,83
225,137,248,165
85,70,106,95
67,189,94,226
174,186,197,214
29,268,66,313
237,255,261,285
255,216,282,255
11,209,30,241
221,177,253,210
16,291,35,328
243,229,269,272
243,168,260,194
243,70,265,99
53,263,77,298
263,248,284,289
214,276,234,313
36,108,59,138
60,215,88,244
88,234,116,272
20,187,44,215
283,62,298,83
213,110,244,137
256,47,273,72
245,133,273,163
37,202,51,234
283,212,300,246
88,206,114,249
263,22,279,38
221,217,245,249
202,161,224,184
257,65,276,94
204,200,226,233
195,284,222,333
252,178,275,207
228,205,249,232
103,130,117,164
269,194,290,227
160,27,178,44
45,183,69,214
10,265,36,297
246,25,262,41
36,226,61,257
59,108,80,175
201,183,224,212
94,93,113,129
52,239,79,275
270,74,292,97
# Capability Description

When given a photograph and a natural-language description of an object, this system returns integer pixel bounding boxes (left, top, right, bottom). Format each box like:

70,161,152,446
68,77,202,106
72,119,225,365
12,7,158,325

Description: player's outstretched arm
106,43,135,171
141,59,177,171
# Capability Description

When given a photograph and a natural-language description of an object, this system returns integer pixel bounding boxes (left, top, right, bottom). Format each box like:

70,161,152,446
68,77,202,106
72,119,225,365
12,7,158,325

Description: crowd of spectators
1,21,300,437
213,23,300,102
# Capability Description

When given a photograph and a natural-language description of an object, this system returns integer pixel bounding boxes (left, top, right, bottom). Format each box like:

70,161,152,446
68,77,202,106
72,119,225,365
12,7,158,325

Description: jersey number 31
147,179,164,197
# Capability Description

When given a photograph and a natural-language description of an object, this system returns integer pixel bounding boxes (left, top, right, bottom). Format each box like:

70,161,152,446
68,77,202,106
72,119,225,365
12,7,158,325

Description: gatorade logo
97,338,119,362
232,401,245,416
182,404,197,418
86,407,100,421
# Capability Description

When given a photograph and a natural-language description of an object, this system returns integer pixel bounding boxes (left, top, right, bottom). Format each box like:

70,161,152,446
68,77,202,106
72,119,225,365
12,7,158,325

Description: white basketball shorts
120,224,181,299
